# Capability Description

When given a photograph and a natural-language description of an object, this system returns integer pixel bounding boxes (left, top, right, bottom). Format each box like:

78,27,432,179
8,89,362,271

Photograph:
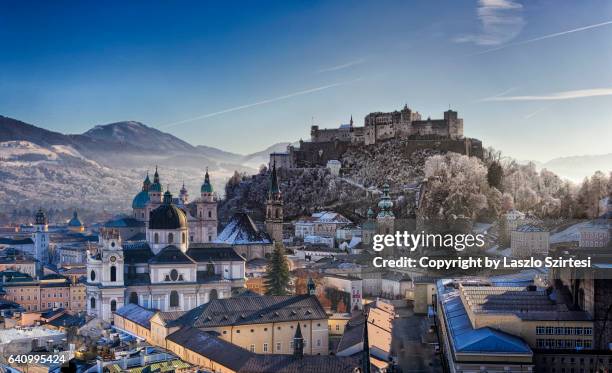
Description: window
276,342,281,352
317,339,321,347
168,233,174,243
250,345,255,352
170,269,179,281
170,291,179,307
90,297,96,309
263,343,268,353
110,266,117,282
209,289,218,300
208,211,212,218
182,233,186,244
111,300,117,312
90,270,96,281
154,233,159,244
129,292,138,304
336,324,340,331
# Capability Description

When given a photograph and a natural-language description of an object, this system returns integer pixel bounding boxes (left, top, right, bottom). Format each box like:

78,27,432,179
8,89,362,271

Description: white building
294,211,352,240
323,274,363,311
579,220,610,248
87,190,246,322
326,160,341,176
511,224,550,257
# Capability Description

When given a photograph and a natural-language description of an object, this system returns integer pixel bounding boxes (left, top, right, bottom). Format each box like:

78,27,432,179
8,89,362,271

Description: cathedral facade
87,166,285,321
87,169,246,321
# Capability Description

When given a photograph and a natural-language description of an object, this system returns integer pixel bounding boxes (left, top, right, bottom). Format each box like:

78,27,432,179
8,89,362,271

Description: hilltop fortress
272,104,482,169
311,104,463,145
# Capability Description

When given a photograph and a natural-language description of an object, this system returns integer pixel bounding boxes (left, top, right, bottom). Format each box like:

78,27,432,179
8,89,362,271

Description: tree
487,161,504,190
264,242,292,295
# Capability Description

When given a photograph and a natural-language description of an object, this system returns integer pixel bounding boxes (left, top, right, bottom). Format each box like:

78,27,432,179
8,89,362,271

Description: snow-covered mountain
539,154,612,182
0,115,288,212
83,121,195,153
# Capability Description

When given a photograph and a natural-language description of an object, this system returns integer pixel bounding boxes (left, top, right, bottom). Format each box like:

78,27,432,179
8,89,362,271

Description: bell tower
195,168,217,243
32,209,49,265
265,163,283,243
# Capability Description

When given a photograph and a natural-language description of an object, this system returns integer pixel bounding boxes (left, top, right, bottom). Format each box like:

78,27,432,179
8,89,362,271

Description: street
392,304,443,373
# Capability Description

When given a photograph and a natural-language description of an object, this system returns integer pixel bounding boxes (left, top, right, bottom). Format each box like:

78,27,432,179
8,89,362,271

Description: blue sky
1,0,611,161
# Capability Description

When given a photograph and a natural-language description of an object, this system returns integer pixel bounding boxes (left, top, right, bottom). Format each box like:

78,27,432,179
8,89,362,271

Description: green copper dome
149,167,162,192
132,190,150,209
201,170,213,193
68,211,83,227
377,183,394,218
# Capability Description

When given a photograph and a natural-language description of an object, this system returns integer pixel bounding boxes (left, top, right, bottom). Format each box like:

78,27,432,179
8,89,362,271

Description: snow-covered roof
215,212,272,245
307,211,352,224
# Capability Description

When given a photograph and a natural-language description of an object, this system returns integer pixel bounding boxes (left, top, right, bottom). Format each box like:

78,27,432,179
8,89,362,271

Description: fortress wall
290,138,483,168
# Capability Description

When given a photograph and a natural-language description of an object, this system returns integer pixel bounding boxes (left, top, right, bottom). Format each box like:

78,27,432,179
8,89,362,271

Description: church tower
32,209,49,265
179,182,189,206
376,183,395,235
148,166,163,206
87,228,125,321
194,169,217,243
265,163,283,243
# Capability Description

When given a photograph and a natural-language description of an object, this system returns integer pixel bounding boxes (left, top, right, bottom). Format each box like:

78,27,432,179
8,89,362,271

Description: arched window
168,232,174,244
110,266,117,282
170,269,179,281
170,291,179,307
208,210,212,218
275,209,279,219
90,270,96,281
111,300,117,312
182,232,186,244
154,233,159,244
209,289,218,301
129,292,138,304
90,297,96,309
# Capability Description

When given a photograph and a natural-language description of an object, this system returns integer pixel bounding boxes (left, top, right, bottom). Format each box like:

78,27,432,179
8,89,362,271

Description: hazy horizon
2,1,611,161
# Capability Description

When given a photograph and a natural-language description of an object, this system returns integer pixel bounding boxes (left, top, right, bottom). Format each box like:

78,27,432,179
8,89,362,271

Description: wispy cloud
316,58,366,73
523,103,556,119
481,88,612,102
160,78,362,128
455,0,525,46
470,19,612,56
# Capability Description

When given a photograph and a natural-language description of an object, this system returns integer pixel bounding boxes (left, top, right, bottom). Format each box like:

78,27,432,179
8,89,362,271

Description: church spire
201,167,213,194
293,323,304,358
268,162,281,199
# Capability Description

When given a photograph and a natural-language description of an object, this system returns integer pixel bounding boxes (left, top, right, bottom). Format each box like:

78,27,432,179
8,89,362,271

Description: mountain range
0,115,289,212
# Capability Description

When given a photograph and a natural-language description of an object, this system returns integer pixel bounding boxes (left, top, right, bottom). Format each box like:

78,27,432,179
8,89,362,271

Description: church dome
68,211,83,227
132,190,150,209
148,191,187,230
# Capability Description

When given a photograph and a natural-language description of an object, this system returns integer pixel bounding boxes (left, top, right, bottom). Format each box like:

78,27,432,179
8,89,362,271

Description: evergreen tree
487,161,504,190
264,242,291,295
